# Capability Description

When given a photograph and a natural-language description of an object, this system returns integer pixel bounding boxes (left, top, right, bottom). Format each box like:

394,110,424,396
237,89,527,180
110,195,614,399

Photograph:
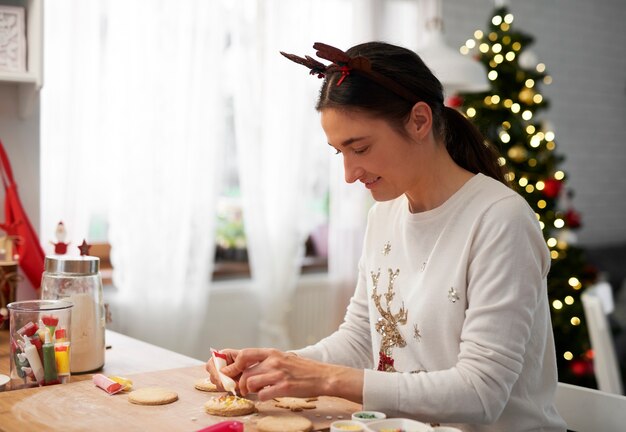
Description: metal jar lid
44,256,100,275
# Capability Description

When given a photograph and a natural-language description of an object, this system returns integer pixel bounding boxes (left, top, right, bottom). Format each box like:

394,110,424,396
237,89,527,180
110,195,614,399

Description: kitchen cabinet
0,0,42,118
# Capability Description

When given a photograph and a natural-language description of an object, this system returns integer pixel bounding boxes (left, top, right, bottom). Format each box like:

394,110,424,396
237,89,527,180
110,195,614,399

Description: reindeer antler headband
280,42,420,103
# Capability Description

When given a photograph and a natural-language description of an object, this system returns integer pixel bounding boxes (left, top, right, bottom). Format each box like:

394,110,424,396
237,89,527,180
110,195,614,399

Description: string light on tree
458,6,598,388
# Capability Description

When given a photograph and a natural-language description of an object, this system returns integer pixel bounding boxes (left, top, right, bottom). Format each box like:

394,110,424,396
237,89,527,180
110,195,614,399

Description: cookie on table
204,394,257,417
273,396,318,412
194,377,219,392
128,387,179,405
257,414,313,432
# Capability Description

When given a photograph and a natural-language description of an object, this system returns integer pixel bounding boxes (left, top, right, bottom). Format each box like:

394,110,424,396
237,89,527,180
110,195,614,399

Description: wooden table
0,330,361,431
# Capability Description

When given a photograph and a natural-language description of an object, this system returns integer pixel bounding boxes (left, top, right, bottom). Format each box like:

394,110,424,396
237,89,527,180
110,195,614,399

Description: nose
343,155,364,184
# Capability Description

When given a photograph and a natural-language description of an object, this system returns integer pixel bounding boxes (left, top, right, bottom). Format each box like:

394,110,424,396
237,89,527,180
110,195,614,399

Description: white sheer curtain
229,0,374,349
41,0,226,360
42,0,380,355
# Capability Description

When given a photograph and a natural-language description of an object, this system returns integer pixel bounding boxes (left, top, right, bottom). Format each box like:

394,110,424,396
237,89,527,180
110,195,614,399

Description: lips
362,176,381,189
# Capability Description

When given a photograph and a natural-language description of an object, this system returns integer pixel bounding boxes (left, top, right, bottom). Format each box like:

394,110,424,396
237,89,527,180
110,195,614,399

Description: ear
408,102,432,140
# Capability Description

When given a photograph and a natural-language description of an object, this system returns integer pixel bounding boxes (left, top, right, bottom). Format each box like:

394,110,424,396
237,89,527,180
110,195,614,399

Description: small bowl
366,418,433,432
0,374,9,391
351,411,387,423
330,420,367,432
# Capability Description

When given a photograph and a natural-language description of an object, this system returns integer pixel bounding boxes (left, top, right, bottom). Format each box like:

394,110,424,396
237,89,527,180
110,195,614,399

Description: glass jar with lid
41,256,105,373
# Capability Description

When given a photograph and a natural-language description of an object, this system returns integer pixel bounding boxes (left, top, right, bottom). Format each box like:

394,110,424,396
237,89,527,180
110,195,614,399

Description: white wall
0,84,40,236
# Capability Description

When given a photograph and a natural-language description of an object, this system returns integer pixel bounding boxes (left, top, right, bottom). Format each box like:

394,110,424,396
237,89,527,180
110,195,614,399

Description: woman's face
321,108,425,202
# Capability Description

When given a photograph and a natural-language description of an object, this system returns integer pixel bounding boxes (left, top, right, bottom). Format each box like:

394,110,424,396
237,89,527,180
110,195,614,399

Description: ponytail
443,106,507,185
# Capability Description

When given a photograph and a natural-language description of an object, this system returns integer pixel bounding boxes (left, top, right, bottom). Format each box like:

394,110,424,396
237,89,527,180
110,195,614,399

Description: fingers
221,348,276,377
206,348,241,390
239,367,285,396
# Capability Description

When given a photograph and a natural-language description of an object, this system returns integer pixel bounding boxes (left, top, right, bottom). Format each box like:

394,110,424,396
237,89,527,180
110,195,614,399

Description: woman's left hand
219,348,363,403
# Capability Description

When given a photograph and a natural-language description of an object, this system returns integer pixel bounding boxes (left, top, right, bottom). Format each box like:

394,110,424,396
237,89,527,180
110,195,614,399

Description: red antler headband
280,42,420,103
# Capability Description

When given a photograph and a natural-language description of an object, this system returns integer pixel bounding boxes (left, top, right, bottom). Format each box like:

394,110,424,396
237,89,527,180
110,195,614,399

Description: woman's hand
205,348,240,391
219,348,364,403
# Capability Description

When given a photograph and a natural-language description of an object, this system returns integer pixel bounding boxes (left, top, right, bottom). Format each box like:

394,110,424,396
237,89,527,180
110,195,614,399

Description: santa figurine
51,221,70,255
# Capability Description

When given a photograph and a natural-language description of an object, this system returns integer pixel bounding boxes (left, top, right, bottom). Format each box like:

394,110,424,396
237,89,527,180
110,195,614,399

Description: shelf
0,0,43,118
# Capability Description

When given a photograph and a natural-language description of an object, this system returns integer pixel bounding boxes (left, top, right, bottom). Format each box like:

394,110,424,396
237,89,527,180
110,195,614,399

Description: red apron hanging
0,138,45,292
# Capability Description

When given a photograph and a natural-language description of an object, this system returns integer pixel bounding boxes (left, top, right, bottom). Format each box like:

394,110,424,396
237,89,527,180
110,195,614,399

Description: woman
207,42,566,431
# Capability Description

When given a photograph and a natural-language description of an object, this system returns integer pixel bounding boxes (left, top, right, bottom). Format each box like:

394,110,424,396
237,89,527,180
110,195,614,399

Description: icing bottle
42,330,59,385
41,256,105,373
22,335,44,385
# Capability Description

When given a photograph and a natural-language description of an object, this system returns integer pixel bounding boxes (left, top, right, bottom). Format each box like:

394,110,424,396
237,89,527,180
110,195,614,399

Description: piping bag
210,348,237,395
195,421,243,432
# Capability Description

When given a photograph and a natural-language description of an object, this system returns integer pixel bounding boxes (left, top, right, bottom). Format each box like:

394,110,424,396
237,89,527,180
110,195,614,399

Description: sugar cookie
194,377,219,392
204,394,257,417
128,387,179,405
257,414,313,432
273,396,318,412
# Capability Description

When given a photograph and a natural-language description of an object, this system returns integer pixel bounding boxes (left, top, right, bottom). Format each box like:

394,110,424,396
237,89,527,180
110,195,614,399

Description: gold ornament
519,87,535,104
507,145,528,163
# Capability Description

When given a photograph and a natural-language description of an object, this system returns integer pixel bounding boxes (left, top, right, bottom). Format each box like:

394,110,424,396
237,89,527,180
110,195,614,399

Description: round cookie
128,387,179,405
204,395,257,417
194,377,219,392
257,415,313,432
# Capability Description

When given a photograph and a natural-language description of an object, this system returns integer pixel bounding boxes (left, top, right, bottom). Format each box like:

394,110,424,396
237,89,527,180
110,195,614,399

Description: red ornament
565,208,582,229
570,358,594,377
78,239,92,256
53,242,69,254
542,178,562,199
445,94,464,108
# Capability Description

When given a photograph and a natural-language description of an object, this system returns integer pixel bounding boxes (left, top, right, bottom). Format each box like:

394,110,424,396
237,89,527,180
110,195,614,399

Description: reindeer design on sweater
371,268,407,372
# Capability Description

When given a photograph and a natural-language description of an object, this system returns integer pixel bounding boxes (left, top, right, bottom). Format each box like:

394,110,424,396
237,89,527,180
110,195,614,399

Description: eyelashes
331,147,368,155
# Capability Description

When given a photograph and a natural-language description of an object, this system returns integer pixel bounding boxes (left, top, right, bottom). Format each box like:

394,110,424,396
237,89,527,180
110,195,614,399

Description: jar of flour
41,256,105,373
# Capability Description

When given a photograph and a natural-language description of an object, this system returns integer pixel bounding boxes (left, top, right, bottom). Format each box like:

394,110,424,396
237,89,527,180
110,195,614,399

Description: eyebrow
328,136,369,147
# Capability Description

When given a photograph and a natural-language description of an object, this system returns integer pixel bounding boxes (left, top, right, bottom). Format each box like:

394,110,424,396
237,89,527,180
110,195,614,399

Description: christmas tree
456,6,598,387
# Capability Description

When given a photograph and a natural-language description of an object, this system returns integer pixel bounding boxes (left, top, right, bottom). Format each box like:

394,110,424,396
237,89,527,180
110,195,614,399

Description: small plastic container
366,418,434,432
7,299,73,390
351,411,387,423
330,420,366,432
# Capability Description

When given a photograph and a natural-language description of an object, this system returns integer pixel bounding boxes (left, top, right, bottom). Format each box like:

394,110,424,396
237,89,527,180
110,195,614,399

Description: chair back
555,382,626,431
581,285,623,394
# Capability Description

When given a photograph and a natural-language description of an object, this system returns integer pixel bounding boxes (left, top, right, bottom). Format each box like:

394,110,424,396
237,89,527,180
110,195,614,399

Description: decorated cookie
204,394,257,417
128,387,179,405
257,414,313,432
194,377,219,392
273,396,318,412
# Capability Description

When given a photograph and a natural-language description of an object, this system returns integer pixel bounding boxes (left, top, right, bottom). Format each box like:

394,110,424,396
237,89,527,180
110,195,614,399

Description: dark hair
315,41,506,185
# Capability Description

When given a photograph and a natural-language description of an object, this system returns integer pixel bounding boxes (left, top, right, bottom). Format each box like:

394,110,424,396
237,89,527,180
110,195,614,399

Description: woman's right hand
205,348,241,391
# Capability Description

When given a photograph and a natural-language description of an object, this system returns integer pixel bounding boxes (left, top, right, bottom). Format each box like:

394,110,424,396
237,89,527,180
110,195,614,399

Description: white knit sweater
296,174,567,432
